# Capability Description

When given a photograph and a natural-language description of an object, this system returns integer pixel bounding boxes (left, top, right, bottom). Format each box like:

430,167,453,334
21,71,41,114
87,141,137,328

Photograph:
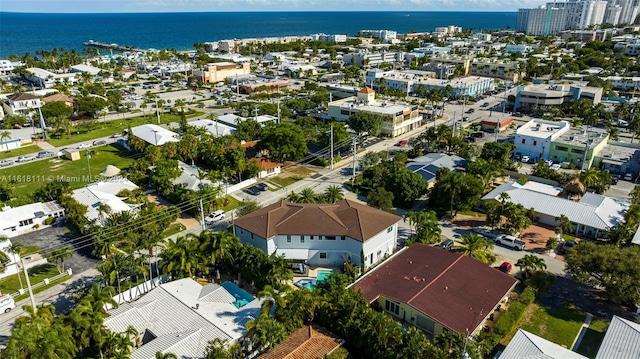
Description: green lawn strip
0,263,60,294
2,145,136,202
19,245,41,256
576,318,609,358
221,196,240,212
269,176,299,188
14,274,70,302
562,233,577,241
0,145,41,160
162,223,186,237
519,302,587,348
458,210,487,217
46,113,183,147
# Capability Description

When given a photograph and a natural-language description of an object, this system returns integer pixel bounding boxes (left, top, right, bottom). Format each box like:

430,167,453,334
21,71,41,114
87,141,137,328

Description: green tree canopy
348,111,383,138
41,101,73,119
257,122,307,162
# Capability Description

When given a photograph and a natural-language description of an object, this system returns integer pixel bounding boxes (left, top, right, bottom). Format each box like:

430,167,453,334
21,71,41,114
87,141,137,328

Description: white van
204,210,225,224
0,295,15,313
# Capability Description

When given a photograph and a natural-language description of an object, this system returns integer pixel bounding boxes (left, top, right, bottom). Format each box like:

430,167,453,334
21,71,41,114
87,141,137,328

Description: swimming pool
221,281,255,308
294,270,334,290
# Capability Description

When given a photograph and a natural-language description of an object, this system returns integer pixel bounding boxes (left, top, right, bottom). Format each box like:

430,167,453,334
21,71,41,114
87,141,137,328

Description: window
240,229,244,235
300,236,305,243
287,235,292,243
340,236,345,240
310,236,315,240
521,139,525,144
250,233,254,239
325,235,336,240
571,149,585,154
387,227,393,233
533,140,537,146
319,252,327,259
385,300,400,315
555,145,568,151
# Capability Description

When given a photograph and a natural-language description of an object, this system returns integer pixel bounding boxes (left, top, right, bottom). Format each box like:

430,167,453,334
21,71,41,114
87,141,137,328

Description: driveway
11,226,100,275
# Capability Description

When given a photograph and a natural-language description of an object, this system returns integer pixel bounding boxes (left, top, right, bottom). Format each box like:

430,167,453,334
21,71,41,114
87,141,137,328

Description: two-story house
2,92,42,118
233,200,402,268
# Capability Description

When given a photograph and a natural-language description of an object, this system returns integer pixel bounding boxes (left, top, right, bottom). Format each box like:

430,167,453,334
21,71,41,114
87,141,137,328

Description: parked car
396,140,408,147
204,210,225,224
92,140,107,147
111,133,123,138
481,102,490,107
544,160,553,167
497,261,513,274
438,239,454,250
0,160,14,167
255,183,269,191
465,108,475,114
512,112,522,117
16,155,35,163
472,226,500,239
246,186,261,196
550,163,561,171
76,143,92,149
612,174,620,185
37,151,55,158
624,173,634,181
521,156,530,163
0,295,15,314
560,240,576,254
495,235,526,251
463,137,476,143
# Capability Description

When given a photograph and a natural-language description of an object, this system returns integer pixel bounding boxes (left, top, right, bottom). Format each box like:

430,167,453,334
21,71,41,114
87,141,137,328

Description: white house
71,178,139,225
189,119,236,137
233,200,402,268
595,315,640,359
104,278,262,359
0,201,65,238
500,329,588,359
216,114,276,128
173,161,214,191
2,92,42,117
513,119,571,160
482,181,629,238
24,67,77,88
130,124,180,146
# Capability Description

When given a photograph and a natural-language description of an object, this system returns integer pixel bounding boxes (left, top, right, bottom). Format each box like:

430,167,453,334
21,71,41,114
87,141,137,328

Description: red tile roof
252,157,282,170
42,93,75,103
359,86,375,94
258,324,344,359
234,200,402,242
353,244,517,333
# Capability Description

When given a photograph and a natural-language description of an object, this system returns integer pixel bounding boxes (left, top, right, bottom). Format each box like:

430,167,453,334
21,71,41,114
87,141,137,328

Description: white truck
0,295,15,313
496,235,526,251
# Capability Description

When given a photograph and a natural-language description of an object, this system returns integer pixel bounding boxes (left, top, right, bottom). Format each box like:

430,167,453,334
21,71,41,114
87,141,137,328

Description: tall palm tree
96,202,112,225
298,188,318,204
579,167,600,190
0,130,11,153
453,233,495,264
6,241,23,290
194,230,236,269
160,235,201,278
323,185,344,204
515,254,547,278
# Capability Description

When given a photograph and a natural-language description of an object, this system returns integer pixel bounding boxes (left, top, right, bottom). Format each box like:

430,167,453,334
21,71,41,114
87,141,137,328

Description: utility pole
330,124,334,169
86,149,92,181
154,97,160,124
253,105,259,121
199,198,205,230
277,99,281,124
452,112,457,136
21,258,37,313
351,137,357,185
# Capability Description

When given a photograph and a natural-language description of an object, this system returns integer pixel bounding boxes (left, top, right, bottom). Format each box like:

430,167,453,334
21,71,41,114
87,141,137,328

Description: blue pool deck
221,281,255,308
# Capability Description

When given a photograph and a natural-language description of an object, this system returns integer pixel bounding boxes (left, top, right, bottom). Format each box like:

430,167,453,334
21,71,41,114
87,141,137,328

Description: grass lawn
15,273,70,302
19,245,41,257
269,176,299,188
46,113,185,147
517,302,587,348
222,196,240,212
0,145,41,160
458,210,487,217
576,318,609,358
0,263,60,294
562,233,577,241
2,144,136,202
162,223,186,237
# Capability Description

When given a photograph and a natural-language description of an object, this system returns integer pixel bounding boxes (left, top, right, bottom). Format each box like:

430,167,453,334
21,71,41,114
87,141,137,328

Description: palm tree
323,185,344,203
453,233,496,264
160,235,201,278
6,241,23,290
515,254,547,278
298,187,318,203
579,167,600,190
96,202,112,225
0,130,11,153
49,246,74,273
555,214,573,236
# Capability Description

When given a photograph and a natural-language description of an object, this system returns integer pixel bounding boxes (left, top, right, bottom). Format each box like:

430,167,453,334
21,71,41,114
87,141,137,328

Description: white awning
274,248,309,261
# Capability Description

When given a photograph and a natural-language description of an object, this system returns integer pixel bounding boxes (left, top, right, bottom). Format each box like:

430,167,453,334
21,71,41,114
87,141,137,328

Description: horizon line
0,10,519,15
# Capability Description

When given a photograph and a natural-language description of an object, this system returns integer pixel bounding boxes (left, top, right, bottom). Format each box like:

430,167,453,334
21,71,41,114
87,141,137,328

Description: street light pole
86,149,92,181
155,97,160,124
21,257,37,313
330,124,334,169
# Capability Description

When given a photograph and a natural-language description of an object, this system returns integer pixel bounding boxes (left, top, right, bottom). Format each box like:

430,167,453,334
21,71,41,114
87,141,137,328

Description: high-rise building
516,6,568,35
605,4,623,24
609,0,640,24
549,0,607,29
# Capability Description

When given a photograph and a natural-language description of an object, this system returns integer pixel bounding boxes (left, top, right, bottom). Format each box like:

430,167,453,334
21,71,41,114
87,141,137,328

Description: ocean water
0,12,517,58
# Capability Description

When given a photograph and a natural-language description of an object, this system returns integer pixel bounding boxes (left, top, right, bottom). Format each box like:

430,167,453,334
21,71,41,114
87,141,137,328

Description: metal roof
482,182,629,231
500,329,588,359
595,316,640,359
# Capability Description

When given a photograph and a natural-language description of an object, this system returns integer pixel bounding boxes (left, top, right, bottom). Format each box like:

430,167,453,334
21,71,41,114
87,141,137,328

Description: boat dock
83,40,144,52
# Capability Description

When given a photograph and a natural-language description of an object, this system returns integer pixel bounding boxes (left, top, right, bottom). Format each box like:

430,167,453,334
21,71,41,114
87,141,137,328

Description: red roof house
352,244,517,336
258,324,344,359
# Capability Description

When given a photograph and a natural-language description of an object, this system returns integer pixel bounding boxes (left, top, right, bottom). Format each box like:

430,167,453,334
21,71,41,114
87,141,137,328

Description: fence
224,178,257,194
106,276,165,309
9,268,72,298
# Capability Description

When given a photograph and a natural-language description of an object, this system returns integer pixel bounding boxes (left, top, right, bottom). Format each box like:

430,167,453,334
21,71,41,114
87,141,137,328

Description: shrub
493,301,528,335
518,287,537,305
546,237,558,251
43,217,55,225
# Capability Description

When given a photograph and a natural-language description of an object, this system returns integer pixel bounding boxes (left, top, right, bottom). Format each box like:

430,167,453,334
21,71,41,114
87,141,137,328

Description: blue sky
1,0,548,13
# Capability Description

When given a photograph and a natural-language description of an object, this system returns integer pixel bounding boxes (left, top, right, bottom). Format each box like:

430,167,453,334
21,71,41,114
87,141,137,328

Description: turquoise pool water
294,270,334,290
221,281,255,308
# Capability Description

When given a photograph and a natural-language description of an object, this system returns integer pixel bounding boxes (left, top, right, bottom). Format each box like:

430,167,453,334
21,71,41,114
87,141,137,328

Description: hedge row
493,286,536,336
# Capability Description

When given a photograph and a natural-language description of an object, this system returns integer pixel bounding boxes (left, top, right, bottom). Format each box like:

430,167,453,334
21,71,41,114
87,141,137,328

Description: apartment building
193,62,250,84
614,37,640,56
516,6,568,35
549,126,609,169
513,119,571,160
470,58,522,82
551,0,607,30
514,83,602,111
342,51,403,68
310,33,347,43
359,29,397,42
426,54,472,77
2,92,42,117
327,87,422,137
365,69,493,98
560,29,608,41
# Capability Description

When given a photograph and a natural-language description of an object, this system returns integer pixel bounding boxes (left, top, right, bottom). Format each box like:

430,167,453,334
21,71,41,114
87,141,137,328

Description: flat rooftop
598,142,640,164
332,97,416,115
555,126,609,147
517,119,570,138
